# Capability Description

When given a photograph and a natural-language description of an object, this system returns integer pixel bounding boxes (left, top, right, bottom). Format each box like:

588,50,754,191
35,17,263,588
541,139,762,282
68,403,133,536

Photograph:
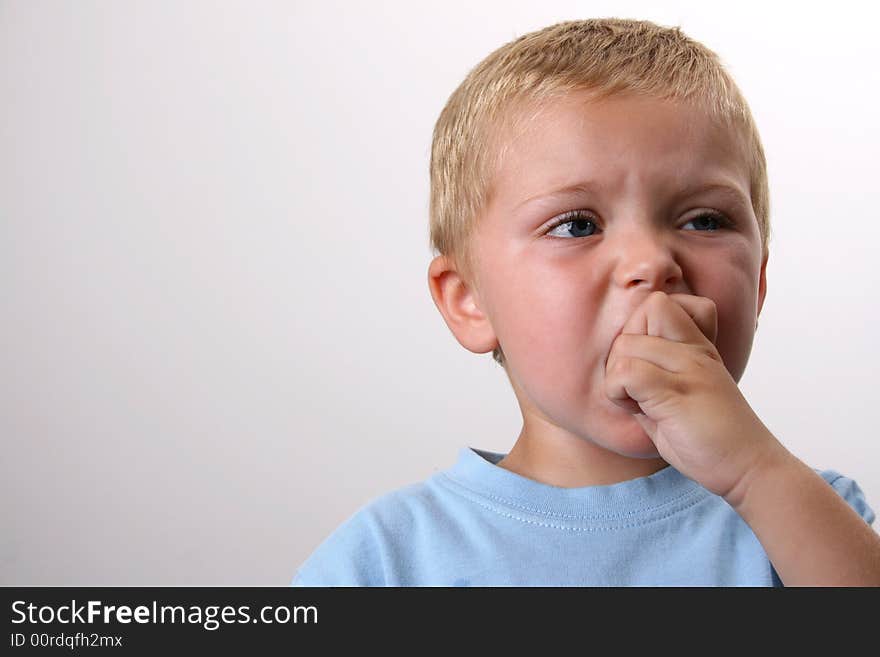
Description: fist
603,291,776,498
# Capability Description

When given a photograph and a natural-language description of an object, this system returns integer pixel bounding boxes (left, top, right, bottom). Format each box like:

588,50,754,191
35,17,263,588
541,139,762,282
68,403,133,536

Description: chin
598,414,661,459
619,444,662,459
608,441,661,459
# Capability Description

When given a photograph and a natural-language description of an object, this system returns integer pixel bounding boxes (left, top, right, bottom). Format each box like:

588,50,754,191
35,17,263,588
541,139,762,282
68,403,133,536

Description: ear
427,254,499,354
756,249,768,323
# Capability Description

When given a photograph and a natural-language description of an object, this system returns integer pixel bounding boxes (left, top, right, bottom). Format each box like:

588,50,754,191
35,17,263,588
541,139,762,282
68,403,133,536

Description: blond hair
428,18,771,368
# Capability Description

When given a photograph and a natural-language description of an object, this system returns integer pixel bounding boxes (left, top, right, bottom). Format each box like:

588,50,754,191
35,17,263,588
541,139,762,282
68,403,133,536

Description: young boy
290,18,879,586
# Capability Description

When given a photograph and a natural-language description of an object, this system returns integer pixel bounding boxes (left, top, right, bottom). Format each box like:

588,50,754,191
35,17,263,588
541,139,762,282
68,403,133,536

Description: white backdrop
2,0,878,585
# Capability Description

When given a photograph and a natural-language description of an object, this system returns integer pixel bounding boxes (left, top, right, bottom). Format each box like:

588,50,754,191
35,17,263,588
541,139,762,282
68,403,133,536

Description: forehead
489,91,751,206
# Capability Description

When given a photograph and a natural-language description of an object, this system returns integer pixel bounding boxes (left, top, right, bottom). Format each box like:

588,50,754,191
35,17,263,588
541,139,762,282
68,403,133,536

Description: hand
604,291,780,500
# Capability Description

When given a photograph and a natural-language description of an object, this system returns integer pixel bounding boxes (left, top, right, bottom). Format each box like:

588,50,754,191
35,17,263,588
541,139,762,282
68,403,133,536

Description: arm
605,291,880,586
725,442,880,587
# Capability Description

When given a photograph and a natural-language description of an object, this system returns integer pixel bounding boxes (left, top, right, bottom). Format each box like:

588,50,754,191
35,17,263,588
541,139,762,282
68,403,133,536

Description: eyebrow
513,180,751,212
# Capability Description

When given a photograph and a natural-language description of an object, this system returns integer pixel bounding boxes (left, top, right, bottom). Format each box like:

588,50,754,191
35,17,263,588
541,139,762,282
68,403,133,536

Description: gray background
3,0,878,585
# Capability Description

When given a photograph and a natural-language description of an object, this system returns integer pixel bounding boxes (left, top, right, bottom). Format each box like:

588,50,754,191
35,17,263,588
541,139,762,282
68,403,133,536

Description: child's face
462,91,767,459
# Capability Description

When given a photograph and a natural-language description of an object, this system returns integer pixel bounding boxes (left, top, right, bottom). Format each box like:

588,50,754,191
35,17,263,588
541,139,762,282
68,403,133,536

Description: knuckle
609,355,632,376
671,375,689,395
689,343,717,361
614,333,635,350
702,345,721,362
686,344,722,373
701,296,718,317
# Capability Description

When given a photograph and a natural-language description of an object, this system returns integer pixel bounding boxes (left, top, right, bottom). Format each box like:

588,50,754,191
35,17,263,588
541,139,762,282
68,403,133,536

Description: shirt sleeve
289,509,388,587
820,470,876,527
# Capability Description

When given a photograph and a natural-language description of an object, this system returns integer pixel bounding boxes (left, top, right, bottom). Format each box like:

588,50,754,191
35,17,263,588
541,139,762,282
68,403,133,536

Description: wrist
723,436,797,512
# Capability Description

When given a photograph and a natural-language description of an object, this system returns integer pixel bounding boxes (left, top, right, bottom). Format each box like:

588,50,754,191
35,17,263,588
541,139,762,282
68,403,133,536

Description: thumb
633,412,658,441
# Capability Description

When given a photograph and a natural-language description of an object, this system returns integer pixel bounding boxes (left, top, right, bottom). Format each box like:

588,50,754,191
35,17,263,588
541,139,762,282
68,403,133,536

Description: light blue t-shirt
290,447,876,586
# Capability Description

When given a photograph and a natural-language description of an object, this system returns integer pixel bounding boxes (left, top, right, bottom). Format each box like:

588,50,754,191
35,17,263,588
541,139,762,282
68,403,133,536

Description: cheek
716,287,759,382
492,263,602,369
697,248,761,380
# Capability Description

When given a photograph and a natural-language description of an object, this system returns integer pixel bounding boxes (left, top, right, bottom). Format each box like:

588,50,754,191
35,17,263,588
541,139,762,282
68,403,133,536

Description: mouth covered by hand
601,290,776,500
602,290,720,413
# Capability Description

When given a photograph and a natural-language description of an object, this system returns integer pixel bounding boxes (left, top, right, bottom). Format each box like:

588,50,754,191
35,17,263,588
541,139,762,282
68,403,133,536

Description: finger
620,291,717,346
604,354,682,412
667,293,718,345
607,333,717,374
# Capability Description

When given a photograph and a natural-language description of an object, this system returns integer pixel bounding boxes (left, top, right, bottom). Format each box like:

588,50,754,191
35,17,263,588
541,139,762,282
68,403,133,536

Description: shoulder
290,477,448,587
814,468,876,526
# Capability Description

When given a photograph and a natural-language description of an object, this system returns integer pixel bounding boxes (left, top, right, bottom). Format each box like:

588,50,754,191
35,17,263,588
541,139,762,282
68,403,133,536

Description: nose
613,229,684,293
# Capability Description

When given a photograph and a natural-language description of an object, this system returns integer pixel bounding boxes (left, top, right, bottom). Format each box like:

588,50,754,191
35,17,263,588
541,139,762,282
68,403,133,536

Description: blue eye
544,209,733,239
545,210,599,239
682,212,732,231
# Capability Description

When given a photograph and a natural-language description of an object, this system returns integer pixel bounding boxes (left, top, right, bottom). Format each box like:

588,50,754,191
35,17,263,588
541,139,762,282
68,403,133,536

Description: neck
496,426,668,488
